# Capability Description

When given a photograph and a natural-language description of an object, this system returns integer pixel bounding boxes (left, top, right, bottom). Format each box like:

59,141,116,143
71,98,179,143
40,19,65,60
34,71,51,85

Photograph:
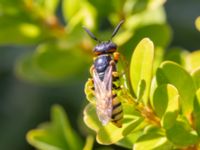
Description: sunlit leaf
191,68,200,90
116,131,143,149
130,38,154,105
156,61,195,116
134,125,173,150
125,6,166,30
186,50,200,72
83,135,94,150
193,89,200,135
62,0,81,21
63,1,96,31
166,120,198,147
134,136,172,150
195,16,200,32
151,84,179,129
122,24,171,61
44,0,59,15
27,105,83,150
116,6,166,46
33,43,90,80
83,103,143,144
0,17,48,45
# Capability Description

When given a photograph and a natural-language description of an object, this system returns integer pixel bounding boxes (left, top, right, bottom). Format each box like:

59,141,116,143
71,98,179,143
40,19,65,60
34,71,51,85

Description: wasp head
93,41,117,55
83,20,124,55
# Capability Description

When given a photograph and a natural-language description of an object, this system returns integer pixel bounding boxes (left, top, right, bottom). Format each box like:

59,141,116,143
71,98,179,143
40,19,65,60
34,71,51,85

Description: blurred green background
0,0,200,150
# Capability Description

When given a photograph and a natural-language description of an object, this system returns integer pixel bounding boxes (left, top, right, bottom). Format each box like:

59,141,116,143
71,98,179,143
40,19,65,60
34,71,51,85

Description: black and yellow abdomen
111,95,123,127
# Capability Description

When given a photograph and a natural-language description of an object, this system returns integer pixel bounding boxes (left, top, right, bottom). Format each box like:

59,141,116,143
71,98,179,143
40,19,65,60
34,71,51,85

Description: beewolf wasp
84,20,124,127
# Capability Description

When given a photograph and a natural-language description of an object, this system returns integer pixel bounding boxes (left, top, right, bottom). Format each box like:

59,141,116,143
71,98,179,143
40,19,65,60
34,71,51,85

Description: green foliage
1,0,200,150
27,105,85,150
84,38,200,150
195,16,200,32
130,38,154,104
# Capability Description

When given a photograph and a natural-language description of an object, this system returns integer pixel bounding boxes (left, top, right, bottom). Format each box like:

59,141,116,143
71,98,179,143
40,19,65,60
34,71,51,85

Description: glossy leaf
191,68,200,90
166,121,198,146
125,6,166,30
153,47,164,74
156,61,195,116
195,16,200,32
134,125,173,150
151,84,179,129
0,17,48,45
33,43,89,80
27,105,83,150
83,135,94,150
83,103,143,144
134,136,172,150
62,0,81,21
44,0,59,15
193,89,200,135
186,50,200,72
130,38,154,105
116,131,143,149
63,1,96,31
115,6,166,46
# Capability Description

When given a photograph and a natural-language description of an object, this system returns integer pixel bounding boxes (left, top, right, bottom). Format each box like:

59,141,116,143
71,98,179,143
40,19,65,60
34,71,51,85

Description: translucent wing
93,65,113,125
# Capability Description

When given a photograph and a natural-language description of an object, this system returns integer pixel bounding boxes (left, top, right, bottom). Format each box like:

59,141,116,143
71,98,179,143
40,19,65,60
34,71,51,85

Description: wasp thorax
93,41,117,55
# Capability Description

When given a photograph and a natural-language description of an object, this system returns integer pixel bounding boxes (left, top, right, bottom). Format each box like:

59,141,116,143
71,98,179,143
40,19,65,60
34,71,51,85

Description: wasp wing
93,65,113,125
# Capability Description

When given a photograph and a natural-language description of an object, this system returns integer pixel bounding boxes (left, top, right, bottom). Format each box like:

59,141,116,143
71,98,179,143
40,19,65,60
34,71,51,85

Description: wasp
84,20,124,127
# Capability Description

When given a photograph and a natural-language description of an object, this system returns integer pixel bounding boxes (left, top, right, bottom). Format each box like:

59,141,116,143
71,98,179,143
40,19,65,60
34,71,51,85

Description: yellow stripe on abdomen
111,97,123,128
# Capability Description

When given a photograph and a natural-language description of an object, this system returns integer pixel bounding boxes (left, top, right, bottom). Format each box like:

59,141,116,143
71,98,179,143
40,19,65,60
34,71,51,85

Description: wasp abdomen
112,97,123,127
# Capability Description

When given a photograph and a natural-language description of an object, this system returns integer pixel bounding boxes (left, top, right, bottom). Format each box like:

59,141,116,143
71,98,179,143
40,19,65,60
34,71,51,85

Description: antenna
111,20,124,39
83,27,101,42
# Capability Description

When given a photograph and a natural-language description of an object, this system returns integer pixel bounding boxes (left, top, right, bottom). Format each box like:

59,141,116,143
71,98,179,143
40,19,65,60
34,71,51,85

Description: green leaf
83,103,143,144
186,50,200,72
156,61,195,116
62,0,81,21
33,43,89,80
134,126,173,150
116,131,143,149
191,68,200,89
125,6,166,30
44,0,59,15
166,120,198,147
195,16,200,32
27,105,83,150
0,17,48,45
83,135,94,150
115,6,166,46
15,53,49,83
193,89,200,135
153,47,164,74
16,42,90,83
83,103,102,132
122,24,171,60
134,136,172,150
130,38,154,105
151,84,179,129
63,1,96,31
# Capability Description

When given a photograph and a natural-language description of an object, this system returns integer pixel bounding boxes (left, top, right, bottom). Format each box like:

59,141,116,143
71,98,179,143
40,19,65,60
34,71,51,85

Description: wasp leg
112,71,120,82
111,96,123,128
113,52,120,62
